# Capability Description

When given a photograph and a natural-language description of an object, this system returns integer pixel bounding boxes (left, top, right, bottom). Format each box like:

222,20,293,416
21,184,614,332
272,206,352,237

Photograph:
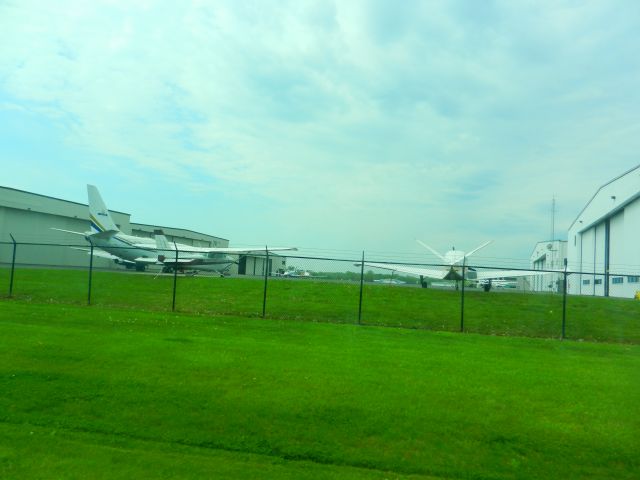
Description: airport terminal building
567,165,640,298
0,186,283,276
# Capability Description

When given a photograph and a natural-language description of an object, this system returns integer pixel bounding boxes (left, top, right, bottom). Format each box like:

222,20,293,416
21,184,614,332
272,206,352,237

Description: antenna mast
551,196,556,241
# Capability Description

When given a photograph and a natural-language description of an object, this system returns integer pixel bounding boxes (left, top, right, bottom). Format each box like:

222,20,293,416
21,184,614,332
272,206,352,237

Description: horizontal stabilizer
464,241,492,260
51,228,87,236
416,240,448,263
87,229,119,240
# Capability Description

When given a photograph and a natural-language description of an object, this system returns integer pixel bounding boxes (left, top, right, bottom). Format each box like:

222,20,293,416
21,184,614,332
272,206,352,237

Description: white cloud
1,0,639,257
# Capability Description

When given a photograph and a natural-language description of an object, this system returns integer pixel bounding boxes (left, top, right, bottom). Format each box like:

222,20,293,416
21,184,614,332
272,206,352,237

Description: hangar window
594,279,602,285
582,279,590,285
612,277,624,284
628,276,639,283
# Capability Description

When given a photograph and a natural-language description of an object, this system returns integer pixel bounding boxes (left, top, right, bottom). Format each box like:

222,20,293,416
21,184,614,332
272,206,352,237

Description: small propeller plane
53,185,296,273
361,240,550,291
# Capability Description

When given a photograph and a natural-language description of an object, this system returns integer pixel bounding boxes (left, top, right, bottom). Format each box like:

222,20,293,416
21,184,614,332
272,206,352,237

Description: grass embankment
1,301,638,479
3,268,640,343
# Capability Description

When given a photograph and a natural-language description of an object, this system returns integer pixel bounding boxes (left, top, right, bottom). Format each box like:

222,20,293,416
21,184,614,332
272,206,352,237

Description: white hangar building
567,165,640,298
530,240,567,293
0,185,228,270
0,185,285,276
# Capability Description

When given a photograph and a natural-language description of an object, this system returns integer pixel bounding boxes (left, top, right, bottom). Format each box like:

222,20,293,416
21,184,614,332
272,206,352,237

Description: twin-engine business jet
363,240,550,291
54,185,296,273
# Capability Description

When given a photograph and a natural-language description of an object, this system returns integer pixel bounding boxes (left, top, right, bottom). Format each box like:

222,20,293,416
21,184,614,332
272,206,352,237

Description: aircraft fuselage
87,233,155,262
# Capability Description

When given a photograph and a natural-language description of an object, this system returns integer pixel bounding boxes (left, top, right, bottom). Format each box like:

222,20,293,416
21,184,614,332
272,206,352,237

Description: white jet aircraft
54,185,296,273
152,233,287,275
362,240,550,291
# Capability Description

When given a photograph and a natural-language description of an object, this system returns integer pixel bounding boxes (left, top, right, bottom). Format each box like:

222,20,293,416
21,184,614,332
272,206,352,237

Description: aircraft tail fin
87,185,120,234
154,234,175,251
154,234,178,263
89,229,119,240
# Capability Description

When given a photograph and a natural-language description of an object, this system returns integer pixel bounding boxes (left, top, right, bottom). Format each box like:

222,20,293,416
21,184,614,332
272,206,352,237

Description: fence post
87,240,94,305
262,246,269,318
9,234,17,298
358,251,365,324
562,258,568,340
172,242,178,312
460,257,466,332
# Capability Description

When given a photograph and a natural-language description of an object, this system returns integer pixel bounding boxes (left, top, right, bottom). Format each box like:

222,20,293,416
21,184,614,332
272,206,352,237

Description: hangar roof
568,164,640,233
0,185,224,242
132,222,228,243
0,185,128,218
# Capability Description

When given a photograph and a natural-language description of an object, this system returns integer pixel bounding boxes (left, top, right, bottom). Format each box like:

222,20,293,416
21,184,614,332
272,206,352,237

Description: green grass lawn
0,301,638,479
3,268,640,343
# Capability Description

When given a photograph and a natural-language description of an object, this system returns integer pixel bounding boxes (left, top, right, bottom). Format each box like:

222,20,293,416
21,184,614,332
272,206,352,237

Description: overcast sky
1,0,639,263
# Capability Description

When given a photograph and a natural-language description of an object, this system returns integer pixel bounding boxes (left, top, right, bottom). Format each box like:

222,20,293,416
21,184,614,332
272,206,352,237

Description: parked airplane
153,234,244,274
280,270,313,278
54,185,296,273
361,240,550,291
476,278,517,289
374,278,406,285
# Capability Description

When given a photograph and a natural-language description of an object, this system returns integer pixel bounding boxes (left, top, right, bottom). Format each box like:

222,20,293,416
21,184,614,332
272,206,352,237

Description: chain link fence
2,240,639,344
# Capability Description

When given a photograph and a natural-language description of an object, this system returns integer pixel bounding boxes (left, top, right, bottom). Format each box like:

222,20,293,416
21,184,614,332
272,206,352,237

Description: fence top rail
1,241,639,278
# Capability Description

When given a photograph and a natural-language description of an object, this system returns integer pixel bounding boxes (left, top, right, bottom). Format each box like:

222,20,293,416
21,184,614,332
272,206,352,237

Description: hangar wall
567,165,640,298
0,186,131,269
131,223,227,248
0,186,229,271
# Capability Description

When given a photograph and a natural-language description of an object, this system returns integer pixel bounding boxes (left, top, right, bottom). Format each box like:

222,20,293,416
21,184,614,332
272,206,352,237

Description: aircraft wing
138,241,296,255
159,257,211,265
184,246,297,254
132,257,160,264
474,269,552,280
72,247,121,261
361,262,449,280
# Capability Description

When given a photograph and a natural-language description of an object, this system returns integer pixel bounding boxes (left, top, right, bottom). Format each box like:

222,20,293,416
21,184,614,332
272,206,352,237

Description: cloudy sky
1,0,639,263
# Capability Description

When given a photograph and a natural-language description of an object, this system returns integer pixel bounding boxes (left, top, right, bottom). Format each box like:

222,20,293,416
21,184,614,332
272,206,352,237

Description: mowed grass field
1,268,639,478
2,268,640,343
